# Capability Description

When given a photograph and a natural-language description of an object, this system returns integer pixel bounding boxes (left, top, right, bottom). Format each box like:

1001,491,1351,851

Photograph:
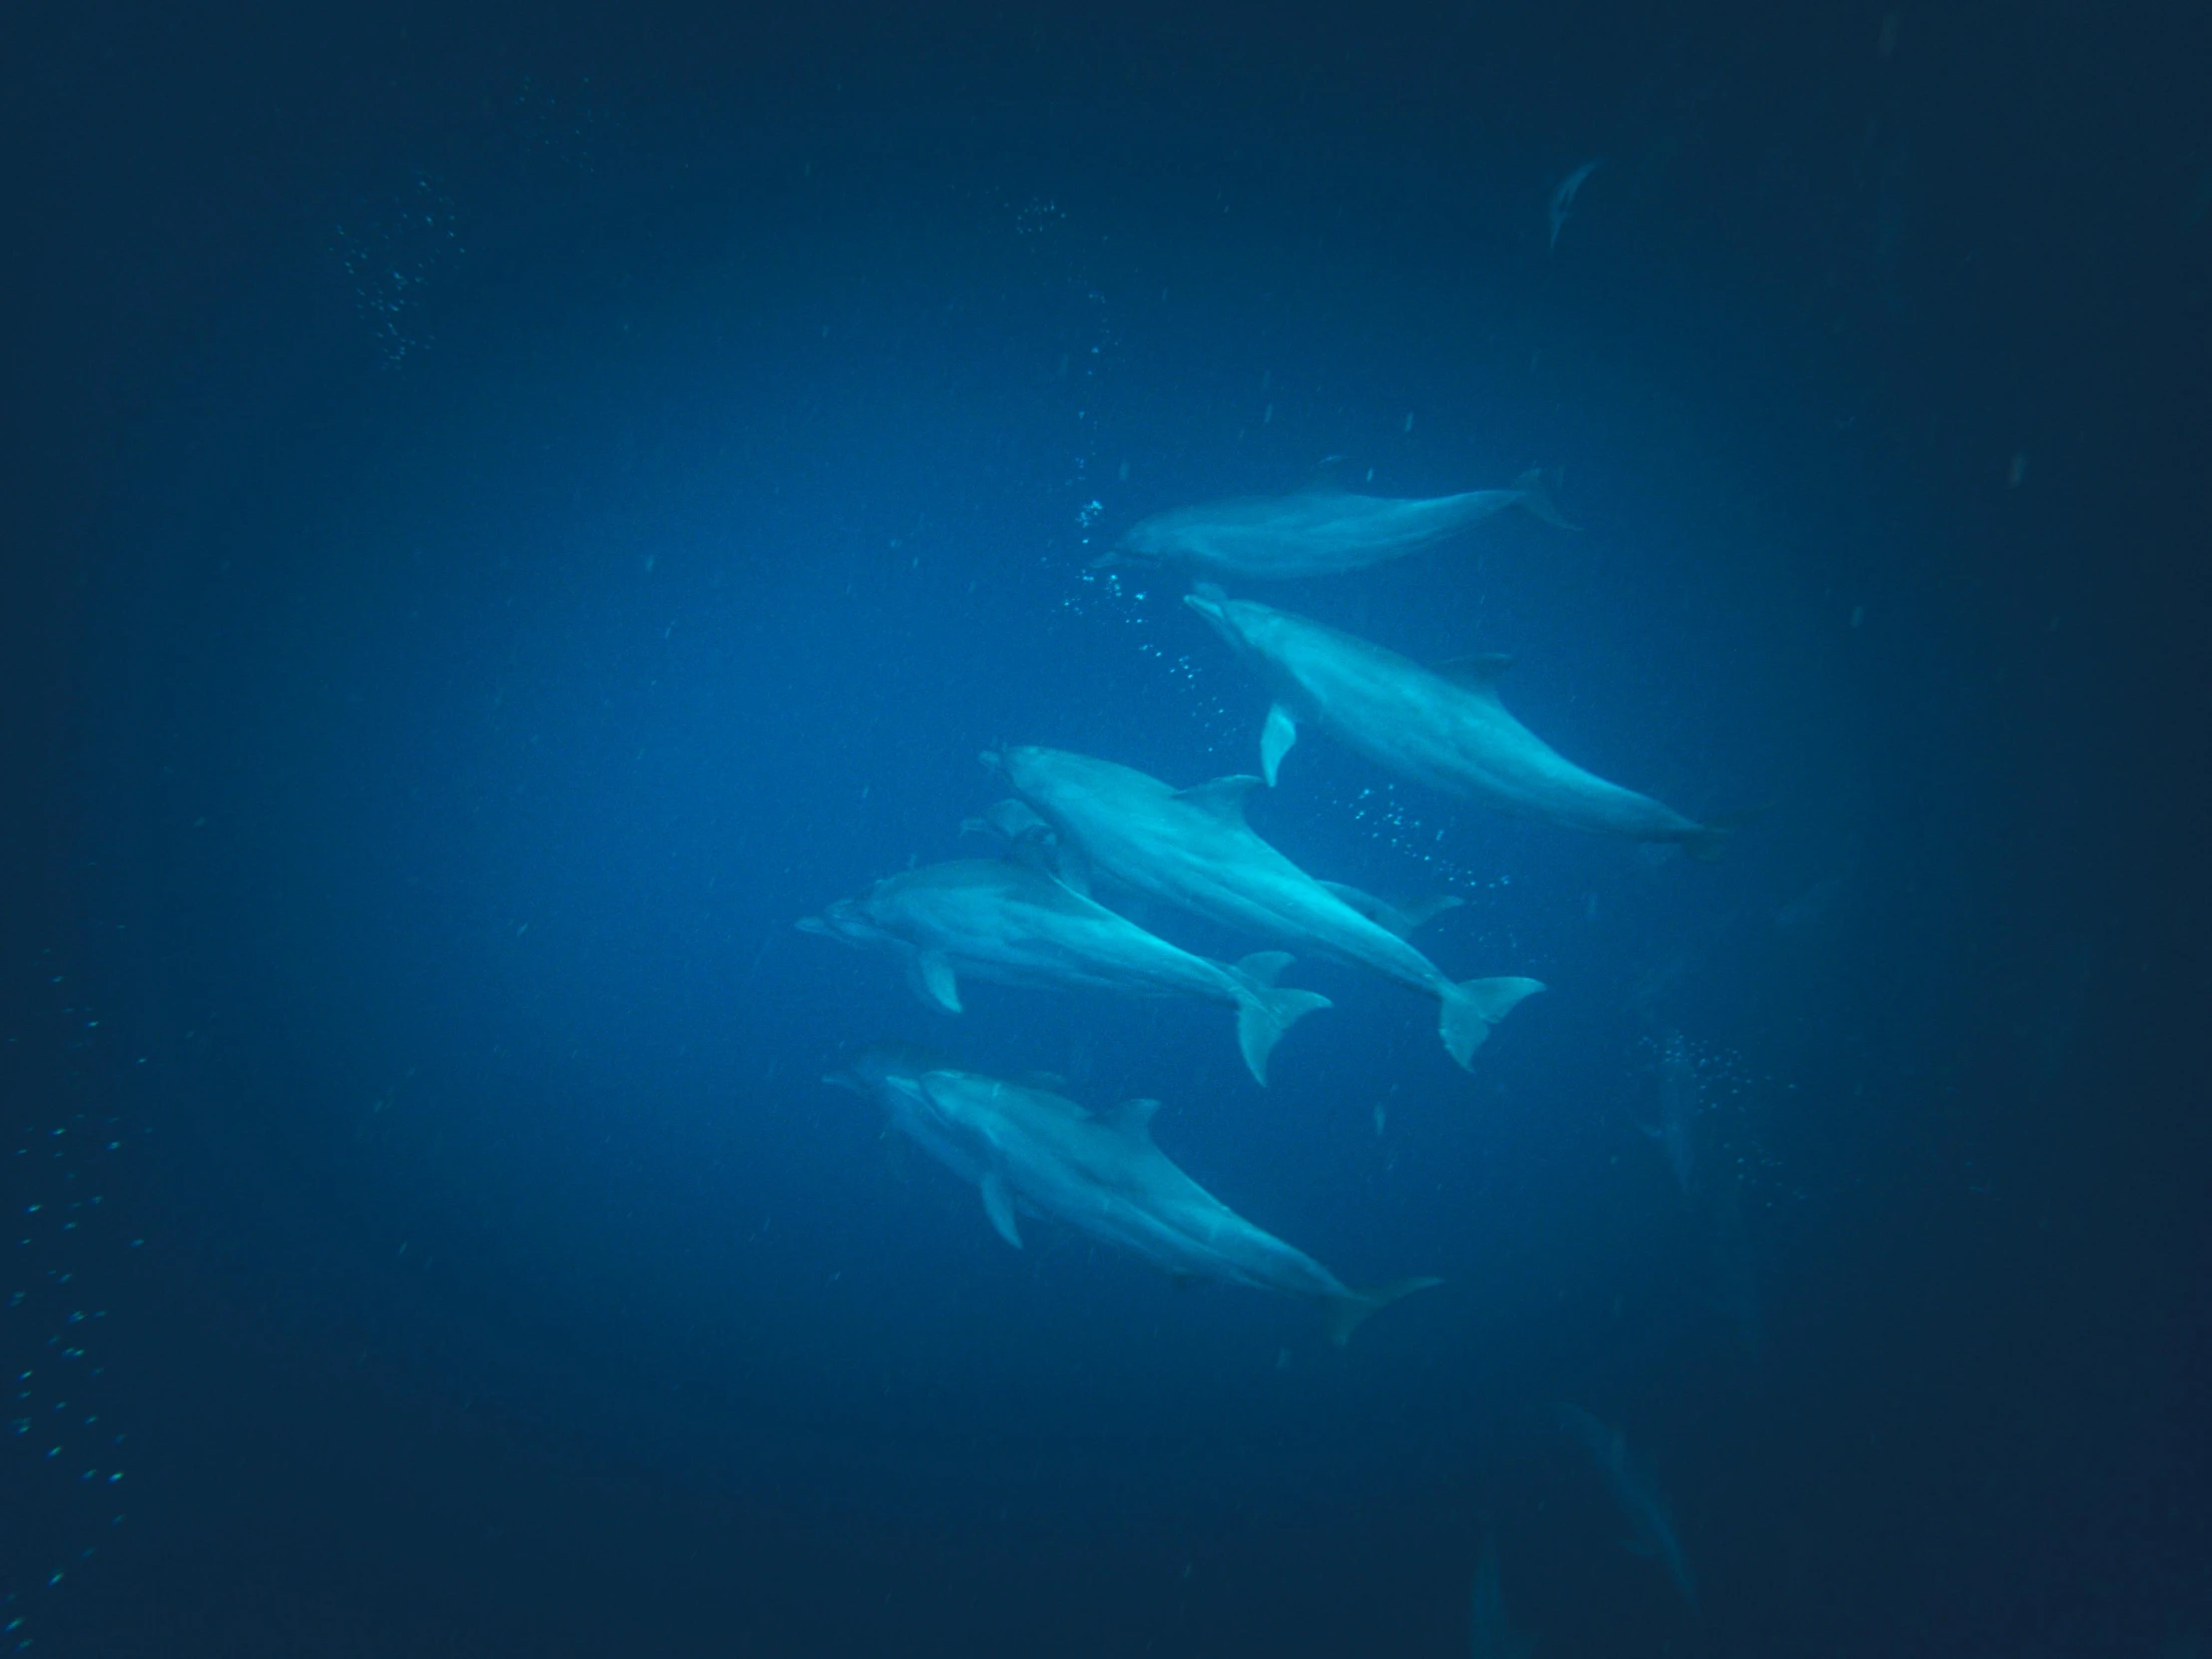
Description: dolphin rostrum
1549,159,1603,251
1184,586,1753,860
1099,471,1569,581
1556,1403,1699,1616
986,747,1543,1070
827,1047,1440,1346
797,854,1329,1085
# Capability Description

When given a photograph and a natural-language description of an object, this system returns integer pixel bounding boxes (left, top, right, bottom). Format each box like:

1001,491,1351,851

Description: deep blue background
3,2,2207,1654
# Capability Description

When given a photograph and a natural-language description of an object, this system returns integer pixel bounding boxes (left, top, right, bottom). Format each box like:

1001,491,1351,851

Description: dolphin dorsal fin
906,950,962,1014
1173,775,1263,824
1432,653,1515,692
1097,1097,1162,1141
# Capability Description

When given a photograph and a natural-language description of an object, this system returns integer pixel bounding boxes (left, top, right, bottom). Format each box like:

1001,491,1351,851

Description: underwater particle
2007,452,2028,487
330,171,462,366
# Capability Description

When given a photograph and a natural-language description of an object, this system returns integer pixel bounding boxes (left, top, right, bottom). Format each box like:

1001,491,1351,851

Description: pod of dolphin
803,472,1752,1347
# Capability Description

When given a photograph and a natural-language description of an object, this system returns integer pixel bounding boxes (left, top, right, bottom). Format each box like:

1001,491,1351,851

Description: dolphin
797,854,1329,1085
1549,159,1603,251
986,746,1543,1069
1556,1403,1698,1616
1099,471,1569,582
824,1040,990,1188
1469,1532,1537,1659
1184,587,1752,860
830,1051,1440,1346
1642,1025,1700,1192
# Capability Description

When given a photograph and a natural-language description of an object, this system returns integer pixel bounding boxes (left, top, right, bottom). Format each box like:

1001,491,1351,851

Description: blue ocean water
4,5,2207,1655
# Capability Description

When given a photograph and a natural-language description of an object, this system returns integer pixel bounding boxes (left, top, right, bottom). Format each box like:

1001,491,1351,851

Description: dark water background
4,3,2207,1654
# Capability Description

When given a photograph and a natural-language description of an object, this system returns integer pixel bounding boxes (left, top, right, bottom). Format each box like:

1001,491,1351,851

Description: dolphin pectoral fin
906,951,963,1015
979,1173,1023,1249
1322,1275,1443,1348
1260,703,1299,787
1679,803,1770,863
1318,881,1464,938
1232,979,1332,1086
1438,976,1546,1068
1173,775,1264,824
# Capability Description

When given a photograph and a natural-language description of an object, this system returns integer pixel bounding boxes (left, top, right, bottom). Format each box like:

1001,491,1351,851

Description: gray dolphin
987,747,1543,1070
824,1040,988,1188
1642,1026,1700,1192
1469,1531,1537,1659
1184,586,1752,860
829,1049,1439,1346
1549,159,1603,251
798,854,1329,1085
1556,1403,1699,1616
1101,471,1569,581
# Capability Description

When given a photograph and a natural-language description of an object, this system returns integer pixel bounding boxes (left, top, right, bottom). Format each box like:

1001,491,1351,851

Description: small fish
1549,160,1603,251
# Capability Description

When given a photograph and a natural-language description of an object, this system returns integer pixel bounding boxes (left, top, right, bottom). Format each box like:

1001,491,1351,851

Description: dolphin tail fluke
1439,976,1546,1069
1512,468,1577,531
1680,804,1770,863
1323,1275,1443,1348
1231,964,1333,1086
